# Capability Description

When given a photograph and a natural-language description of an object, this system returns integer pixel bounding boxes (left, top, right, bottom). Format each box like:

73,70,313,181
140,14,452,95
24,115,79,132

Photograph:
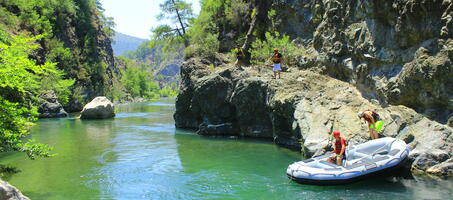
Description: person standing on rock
269,48,283,79
326,131,346,166
235,46,245,69
357,110,383,139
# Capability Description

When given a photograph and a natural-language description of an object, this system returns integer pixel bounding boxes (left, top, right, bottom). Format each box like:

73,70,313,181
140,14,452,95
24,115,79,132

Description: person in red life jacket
357,109,383,140
326,131,346,166
269,48,283,79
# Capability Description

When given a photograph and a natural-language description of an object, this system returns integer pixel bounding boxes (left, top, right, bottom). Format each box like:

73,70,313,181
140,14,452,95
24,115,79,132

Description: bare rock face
0,180,30,200
38,91,68,118
80,97,115,119
270,0,453,124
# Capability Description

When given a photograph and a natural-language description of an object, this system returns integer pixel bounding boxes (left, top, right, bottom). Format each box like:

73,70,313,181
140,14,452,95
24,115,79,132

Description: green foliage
157,0,193,46
250,32,305,66
268,9,277,32
225,0,250,26
184,32,219,58
186,0,224,54
159,86,178,97
106,81,126,102
40,69,75,106
0,0,118,106
157,0,194,24
120,64,160,99
0,32,59,159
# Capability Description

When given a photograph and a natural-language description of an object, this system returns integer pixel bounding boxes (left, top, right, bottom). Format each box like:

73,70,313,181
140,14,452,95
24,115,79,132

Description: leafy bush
250,32,305,66
40,68,75,106
121,66,160,99
184,32,219,59
159,86,178,97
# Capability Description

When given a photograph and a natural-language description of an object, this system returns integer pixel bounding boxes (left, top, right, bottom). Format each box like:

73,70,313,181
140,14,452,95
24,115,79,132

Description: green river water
0,99,452,200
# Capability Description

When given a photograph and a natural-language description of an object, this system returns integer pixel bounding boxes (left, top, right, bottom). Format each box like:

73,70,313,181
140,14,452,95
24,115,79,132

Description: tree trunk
171,0,186,35
241,10,258,51
171,0,188,46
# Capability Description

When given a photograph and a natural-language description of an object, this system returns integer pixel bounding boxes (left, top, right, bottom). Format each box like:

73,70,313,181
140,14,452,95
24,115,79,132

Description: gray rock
38,91,68,118
80,97,115,119
270,0,452,124
65,98,84,113
0,180,30,200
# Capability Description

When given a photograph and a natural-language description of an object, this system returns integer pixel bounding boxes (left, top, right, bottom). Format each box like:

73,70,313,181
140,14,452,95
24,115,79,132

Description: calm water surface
0,99,452,200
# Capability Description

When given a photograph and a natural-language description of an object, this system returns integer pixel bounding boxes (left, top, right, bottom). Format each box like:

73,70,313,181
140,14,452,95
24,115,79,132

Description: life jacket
334,137,348,154
272,53,282,63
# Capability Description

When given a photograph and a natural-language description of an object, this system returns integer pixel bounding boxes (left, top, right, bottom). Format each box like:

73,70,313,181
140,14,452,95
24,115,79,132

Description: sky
99,0,201,39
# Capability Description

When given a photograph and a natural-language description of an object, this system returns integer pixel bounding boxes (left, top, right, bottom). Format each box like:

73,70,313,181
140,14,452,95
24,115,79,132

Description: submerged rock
197,122,238,136
38,91,68,118
0,180,30,200
80,97,115,119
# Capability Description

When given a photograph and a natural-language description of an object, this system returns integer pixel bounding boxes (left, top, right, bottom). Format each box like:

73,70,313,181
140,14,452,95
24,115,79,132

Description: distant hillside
112,32,147,55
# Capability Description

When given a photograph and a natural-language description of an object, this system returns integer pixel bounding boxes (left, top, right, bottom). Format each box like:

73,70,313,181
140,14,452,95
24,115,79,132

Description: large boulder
80,97,115,119
38,91,68,118
0,180,30,200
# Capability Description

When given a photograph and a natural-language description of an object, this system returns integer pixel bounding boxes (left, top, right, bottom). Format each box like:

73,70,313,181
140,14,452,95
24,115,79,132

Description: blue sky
99,0,201,39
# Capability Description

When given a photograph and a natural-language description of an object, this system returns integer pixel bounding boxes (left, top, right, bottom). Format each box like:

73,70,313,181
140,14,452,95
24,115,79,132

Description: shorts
330,154,346,162
370,120,384,133
273,63,282,71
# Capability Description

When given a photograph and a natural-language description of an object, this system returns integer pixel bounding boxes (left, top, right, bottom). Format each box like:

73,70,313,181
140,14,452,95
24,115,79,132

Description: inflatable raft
287,137,410,185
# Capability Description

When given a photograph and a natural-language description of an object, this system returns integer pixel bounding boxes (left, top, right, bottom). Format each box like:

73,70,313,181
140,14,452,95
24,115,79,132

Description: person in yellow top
357,110,384,139
269,48,283,79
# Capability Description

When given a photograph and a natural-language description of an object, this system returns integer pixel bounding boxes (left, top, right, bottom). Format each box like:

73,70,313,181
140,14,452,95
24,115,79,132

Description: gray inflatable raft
286,137,410,185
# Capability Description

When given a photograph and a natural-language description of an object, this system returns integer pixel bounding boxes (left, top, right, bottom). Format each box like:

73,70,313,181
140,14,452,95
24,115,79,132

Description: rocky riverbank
174,57,452,177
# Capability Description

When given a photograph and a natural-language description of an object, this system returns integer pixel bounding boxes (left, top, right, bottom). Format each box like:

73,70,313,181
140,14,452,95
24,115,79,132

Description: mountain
112,32,148,56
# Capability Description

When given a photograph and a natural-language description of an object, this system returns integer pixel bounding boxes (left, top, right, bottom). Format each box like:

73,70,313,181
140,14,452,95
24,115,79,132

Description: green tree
157,0,194,46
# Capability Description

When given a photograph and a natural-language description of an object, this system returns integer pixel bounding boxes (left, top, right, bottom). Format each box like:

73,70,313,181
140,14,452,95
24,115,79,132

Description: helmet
333,131,340,136
274,48,279,51
357,111,364,118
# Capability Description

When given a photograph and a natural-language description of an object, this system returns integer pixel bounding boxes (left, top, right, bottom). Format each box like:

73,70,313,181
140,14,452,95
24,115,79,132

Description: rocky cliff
272,0,452,124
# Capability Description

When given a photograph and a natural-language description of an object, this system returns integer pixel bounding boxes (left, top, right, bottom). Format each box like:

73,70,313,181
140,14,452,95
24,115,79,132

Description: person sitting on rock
327,131,346,166
269,48,283,79
357,109,383,140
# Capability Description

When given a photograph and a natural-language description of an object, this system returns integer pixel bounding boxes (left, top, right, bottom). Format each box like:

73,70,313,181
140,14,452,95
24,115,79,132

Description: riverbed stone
80,96,115,119
0,180,30,200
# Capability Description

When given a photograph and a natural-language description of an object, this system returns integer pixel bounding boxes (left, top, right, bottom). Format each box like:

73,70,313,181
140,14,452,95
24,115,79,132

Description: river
0,99,451,199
